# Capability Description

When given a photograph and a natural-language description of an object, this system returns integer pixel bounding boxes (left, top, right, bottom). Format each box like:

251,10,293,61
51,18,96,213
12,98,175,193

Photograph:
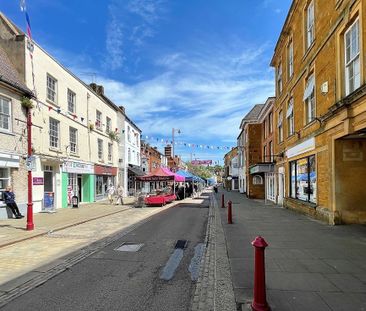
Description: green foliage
20,96,34,109
186,163,224,179
108,130,120,142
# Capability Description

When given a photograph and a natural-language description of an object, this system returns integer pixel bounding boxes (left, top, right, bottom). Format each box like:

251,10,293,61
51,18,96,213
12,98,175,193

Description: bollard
221,194,225,208
227,200,233,224
251,236,270,311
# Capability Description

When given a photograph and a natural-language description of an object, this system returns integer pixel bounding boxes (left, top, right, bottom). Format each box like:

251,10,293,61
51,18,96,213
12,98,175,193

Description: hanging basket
108,131,120,142
21,96,34,109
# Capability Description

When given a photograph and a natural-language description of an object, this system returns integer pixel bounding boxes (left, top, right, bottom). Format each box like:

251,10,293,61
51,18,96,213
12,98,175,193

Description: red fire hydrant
251,236,270,311
221,194,225,208
227,200,233,224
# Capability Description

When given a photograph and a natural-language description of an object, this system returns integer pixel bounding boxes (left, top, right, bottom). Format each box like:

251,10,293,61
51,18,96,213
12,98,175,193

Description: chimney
89,83,104,96
119,106,125,114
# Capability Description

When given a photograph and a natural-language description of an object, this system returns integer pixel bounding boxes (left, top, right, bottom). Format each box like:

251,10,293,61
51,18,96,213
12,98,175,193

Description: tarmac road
1,200,209,311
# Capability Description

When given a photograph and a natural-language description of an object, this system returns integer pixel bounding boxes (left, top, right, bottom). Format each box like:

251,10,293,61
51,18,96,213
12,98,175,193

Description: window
287,97,295,136
253,175,263,185
137,152,140,165
289,155,316,203
69,127,78,154
269,112,273,133
0,168,10,202
277,63,283,94
128,148,131,162
278,110,283,143
288,38,294,78
269,141,273,162
303,74,316,123
47,74,57,103
127,126,131,142
108,143,113,162
96,110,102,130
106,117,111,133
263,145,267,162
263,120,267,139
98,139,103,160
0,96,11,132
345,19,360,95
67,89,76,113
306,1,315,49
136,132,139,146
49,118,60,148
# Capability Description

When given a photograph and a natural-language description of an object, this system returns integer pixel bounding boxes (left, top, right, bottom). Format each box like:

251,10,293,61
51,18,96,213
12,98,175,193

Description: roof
0,46,32,95
239,104,264,129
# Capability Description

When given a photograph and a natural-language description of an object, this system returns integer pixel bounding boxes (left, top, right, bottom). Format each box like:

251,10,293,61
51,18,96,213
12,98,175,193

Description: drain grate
175,239,188,249
114,243,144,252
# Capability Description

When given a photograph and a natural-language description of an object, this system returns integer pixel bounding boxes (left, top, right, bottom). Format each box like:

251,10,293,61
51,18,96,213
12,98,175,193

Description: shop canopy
176,170,205,183
136,167,185,182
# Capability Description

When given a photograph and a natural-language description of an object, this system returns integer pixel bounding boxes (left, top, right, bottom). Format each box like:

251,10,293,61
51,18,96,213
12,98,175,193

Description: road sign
26,156,36,171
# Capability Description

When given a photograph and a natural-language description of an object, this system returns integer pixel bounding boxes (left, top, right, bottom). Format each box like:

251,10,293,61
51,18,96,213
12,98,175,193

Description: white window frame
98,138,103,160
47,74,57,103
288,38,294,78
0,96,11,132
345,18,360,96
128,148,131,162
278,110,283,143
253,175,263,185
108,142,113,162
69,127,78,154
106,117,111,133
96,110,102,130
287,97,295,136
277,63,283,94
49,117,60,149
304,74,316,124
306,1,315,49
0,168,10,202
67,89,76,113
127,126,131,142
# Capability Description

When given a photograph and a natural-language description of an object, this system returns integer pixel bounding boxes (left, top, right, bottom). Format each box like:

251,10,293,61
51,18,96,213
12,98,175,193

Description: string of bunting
142,135,234,150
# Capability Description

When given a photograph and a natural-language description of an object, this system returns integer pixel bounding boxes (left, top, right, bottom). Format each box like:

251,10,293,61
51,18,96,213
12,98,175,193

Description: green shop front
61,160,95,208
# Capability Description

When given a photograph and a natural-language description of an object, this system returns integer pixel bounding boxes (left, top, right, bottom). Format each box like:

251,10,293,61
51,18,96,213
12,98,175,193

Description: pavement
215,188,366,311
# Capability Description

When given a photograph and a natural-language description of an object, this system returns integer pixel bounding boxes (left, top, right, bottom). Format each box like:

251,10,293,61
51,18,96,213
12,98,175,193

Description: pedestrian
107,184,115,204
115,184,124,205
4,186,24,219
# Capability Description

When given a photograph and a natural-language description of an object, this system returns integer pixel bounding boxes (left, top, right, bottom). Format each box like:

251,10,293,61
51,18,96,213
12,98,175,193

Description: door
77,175,82,202
278,173,284,206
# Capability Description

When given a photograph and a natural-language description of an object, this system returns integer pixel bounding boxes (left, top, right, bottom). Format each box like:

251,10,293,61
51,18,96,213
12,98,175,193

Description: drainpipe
26,107,34,230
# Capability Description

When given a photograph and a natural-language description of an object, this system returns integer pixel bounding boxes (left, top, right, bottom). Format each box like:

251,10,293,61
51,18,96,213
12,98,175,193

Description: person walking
4,186,24,219
107,184,115,204
115,184,124,205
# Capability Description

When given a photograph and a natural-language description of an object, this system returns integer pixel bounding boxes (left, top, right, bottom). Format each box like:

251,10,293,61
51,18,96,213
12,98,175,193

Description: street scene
1,0,366,310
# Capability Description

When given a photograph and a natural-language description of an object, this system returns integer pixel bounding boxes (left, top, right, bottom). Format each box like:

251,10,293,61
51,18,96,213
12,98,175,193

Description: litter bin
72,195,79,208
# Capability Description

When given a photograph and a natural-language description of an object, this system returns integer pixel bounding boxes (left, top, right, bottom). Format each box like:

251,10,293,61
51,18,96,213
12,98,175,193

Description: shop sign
33,177,44,185
94,165,118,176
286,137,315,159
62,161,94,174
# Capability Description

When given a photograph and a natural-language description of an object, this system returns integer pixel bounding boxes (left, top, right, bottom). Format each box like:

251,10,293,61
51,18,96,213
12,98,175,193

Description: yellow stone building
271,0,366,224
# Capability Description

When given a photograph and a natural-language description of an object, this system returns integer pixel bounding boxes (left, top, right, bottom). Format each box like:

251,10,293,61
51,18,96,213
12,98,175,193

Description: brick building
271,0,366,224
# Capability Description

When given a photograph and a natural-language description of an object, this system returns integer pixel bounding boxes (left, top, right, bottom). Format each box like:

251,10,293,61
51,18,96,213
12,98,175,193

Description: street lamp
172,128,181,159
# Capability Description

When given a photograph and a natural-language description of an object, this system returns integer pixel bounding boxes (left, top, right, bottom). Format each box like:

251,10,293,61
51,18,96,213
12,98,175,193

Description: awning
249,163,274,174
286,101,294,118
128,164,145,176
303,75,315,101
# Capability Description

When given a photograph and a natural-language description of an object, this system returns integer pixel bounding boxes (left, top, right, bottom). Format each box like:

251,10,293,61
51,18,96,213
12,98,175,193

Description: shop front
94,164,118,200
61,160,95,208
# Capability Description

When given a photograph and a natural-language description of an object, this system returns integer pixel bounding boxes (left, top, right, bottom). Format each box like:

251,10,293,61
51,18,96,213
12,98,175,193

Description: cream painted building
0,13,121,211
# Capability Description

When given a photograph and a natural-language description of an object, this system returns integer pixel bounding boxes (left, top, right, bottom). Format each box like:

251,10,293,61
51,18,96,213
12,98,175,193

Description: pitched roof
243,104,264,121
0,46,32,95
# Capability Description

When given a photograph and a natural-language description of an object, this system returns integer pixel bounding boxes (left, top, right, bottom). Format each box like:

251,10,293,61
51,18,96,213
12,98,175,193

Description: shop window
0,168,10,202
289,155,316,203
253,175,263,185
96,175,103,195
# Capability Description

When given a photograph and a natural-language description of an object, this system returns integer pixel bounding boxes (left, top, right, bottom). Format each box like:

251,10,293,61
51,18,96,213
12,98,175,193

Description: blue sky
2,0,292,164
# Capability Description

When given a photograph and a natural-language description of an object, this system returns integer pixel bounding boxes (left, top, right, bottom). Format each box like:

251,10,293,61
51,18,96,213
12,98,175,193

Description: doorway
77,174,82,202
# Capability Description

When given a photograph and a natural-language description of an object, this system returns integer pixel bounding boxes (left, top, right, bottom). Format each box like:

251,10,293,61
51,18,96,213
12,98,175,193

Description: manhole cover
114,243,144,252
175,240,188,249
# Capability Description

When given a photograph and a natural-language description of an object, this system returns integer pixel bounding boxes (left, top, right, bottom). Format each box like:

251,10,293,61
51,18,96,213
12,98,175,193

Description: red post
227,200,233,224
26,108,34,231
221,194,225,208
251,236,270,311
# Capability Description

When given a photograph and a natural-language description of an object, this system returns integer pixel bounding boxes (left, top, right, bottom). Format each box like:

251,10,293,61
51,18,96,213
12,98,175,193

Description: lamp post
26,107,34,230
